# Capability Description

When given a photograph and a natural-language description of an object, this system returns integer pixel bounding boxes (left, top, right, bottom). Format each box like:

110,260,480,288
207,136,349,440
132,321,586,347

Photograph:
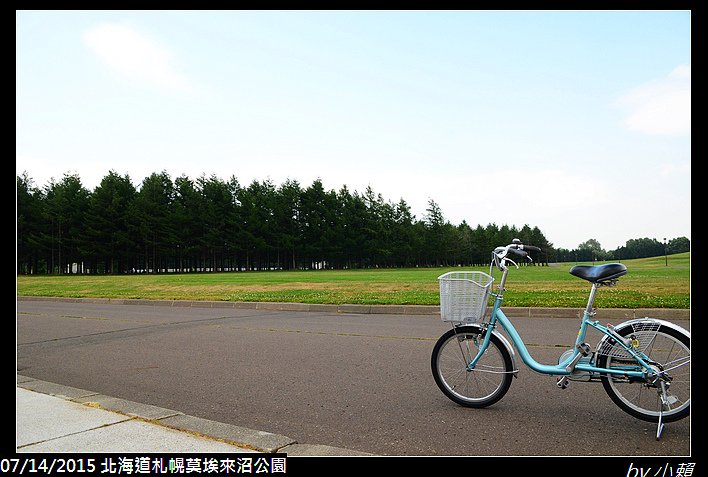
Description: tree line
555,237,690,263
17,170,557,275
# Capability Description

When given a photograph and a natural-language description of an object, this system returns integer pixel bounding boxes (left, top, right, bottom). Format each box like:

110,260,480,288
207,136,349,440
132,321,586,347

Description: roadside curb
16,375,375,456
16,296,690,321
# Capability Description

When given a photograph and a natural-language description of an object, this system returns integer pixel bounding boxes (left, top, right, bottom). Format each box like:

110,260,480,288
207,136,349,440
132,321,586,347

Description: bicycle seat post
583,283,600,318
570,264,627,319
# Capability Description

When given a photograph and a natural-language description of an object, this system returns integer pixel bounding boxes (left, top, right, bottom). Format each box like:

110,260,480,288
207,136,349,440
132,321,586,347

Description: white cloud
660,162,691,177
84,22,190,91
615,64,691,136
668,64,691,80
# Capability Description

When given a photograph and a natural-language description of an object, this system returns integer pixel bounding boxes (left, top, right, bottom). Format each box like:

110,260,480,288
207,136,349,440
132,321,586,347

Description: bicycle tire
598,323,690,423
431,325,514,408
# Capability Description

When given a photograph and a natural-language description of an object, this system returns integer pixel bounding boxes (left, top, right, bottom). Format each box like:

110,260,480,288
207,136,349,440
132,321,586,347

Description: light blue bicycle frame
466,265,652,380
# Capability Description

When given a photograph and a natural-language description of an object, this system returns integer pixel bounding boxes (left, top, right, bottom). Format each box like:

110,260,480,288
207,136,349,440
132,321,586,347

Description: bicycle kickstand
656,380,675,440
656,408,664,440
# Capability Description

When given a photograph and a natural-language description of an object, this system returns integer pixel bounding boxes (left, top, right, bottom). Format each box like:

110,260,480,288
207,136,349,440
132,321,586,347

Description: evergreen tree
42,173,90,273
83,171,135,273
128,171,174,273
18,170,684,274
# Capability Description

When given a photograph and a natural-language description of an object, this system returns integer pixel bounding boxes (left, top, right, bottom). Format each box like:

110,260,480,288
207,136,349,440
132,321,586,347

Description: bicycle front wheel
431,325,514,408
598,323,690,423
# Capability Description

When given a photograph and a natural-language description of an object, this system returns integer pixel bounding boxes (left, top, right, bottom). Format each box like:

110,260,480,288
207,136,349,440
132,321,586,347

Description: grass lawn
16,253,690,309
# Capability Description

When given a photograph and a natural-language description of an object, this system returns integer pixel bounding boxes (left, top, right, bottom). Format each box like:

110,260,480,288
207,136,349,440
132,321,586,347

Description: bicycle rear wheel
431,325,514,408
598,323,690,423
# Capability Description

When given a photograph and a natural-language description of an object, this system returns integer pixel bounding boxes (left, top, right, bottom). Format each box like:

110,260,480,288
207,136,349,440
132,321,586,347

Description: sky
16,10,691,251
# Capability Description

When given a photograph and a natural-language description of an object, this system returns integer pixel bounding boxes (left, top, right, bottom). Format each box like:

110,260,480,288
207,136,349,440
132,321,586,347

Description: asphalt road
16,299,690,456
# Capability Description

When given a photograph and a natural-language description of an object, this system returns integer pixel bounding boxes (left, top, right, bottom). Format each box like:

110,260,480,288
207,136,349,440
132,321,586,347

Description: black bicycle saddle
569,263,627,283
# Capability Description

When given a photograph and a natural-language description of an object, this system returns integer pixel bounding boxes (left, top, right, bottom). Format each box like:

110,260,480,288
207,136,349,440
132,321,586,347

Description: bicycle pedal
577,342,591,356
556,376,569,389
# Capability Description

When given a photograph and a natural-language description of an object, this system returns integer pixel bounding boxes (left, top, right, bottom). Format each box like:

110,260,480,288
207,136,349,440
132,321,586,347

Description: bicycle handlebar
494,242,541,255
506,247,529,258
492,240,541,270
519,244,541,253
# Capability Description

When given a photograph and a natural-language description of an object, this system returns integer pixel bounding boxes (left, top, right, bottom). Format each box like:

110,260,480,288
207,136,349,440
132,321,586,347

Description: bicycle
430,240,690,440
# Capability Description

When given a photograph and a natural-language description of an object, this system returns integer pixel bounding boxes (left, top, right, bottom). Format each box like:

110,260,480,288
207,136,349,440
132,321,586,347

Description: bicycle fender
466,324,519,377
596,317,690,351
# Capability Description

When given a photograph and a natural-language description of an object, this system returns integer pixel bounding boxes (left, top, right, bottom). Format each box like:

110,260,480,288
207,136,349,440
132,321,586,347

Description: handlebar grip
521,245,541,253
507,248,528,258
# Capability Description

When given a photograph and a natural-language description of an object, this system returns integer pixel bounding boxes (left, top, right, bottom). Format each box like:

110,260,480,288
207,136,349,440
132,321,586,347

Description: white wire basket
438,271,494,323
